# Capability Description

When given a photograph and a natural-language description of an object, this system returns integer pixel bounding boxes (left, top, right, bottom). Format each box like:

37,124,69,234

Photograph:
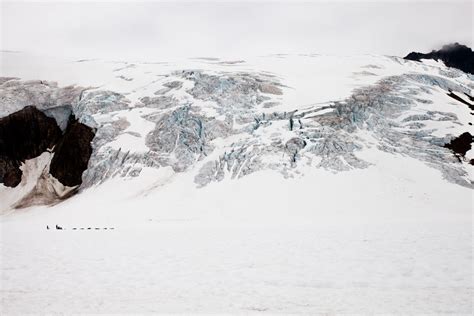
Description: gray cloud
1,1,472,60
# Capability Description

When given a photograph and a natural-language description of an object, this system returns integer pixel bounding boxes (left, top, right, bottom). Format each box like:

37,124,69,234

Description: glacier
0,53,472,209
0,51,473,314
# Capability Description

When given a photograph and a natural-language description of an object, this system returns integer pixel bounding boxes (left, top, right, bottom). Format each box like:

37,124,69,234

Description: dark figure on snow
56,224,63,230
47,225,49,230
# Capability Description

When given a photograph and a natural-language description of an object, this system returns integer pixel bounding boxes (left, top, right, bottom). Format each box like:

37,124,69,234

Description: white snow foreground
0,52,473,314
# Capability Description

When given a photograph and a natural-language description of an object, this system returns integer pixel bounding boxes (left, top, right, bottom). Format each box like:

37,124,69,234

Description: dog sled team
47,225,114,230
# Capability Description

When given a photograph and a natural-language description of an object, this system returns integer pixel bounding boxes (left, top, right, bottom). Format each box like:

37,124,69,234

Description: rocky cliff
404,43,474,75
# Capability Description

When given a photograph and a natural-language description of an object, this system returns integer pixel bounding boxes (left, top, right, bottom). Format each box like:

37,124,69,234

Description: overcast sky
1,1,472,60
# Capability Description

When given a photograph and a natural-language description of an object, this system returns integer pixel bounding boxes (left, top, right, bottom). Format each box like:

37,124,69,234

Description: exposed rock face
0,159,21,187
0,105,95,192
444,132,473,160
50,116,96,186
446,91,474,111
404,43,474,74
0,106,62,187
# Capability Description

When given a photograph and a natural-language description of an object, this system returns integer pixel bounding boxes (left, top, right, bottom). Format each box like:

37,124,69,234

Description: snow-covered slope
1,51,473,314
1,51,472,210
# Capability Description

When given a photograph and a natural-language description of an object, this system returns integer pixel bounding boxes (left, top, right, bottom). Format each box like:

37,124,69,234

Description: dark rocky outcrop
0,106,62,186
444,132,473,161
404,43,474,74
446,91,474,111
0,159,22,187
0,106,62,161
0,106,95,188
464,92,474,102
50,116,95,186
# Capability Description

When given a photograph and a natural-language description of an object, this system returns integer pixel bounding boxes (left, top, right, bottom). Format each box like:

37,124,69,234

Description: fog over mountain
2,1,472,60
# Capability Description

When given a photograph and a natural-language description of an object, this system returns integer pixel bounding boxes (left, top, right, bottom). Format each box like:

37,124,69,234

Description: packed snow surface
1,51,473,314
1,155,472,314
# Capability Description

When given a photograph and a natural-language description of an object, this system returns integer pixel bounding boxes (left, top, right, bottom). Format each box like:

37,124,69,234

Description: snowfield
2,223,472,314
0,51,473,314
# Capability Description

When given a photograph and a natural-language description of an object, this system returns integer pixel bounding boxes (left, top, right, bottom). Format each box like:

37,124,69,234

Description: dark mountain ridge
404,43,474,74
